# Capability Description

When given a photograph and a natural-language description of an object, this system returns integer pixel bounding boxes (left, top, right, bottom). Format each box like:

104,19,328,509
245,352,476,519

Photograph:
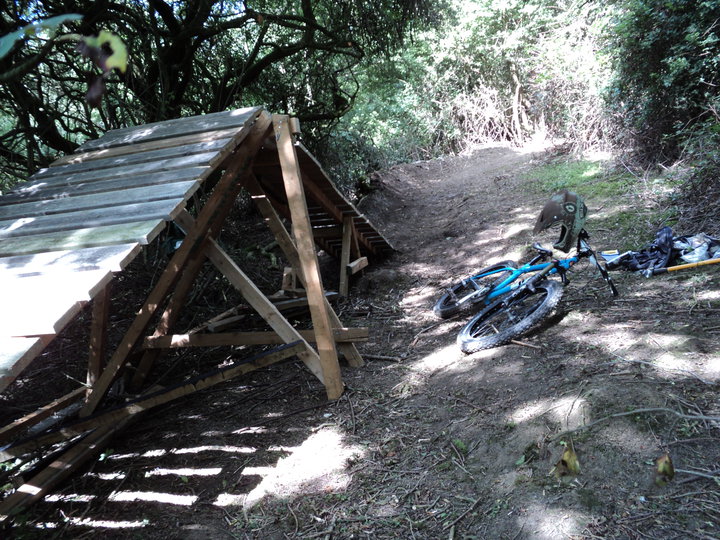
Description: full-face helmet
533,190,587,252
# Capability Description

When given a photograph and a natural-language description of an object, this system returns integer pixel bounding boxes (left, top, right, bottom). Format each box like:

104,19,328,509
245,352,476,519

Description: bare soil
3,145,720,539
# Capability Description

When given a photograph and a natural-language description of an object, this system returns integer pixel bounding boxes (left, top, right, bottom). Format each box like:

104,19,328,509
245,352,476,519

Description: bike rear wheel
457,279,563,352
433,261,517,319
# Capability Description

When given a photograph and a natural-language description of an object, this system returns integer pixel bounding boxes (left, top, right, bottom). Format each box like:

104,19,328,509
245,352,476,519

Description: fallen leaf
654,453,674,487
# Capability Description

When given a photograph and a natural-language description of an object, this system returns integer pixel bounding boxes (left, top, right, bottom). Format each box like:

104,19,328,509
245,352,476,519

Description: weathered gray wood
0,167,209,206
0,219,165,257
11,151,219,192
77,107,262,151
33,139,231,181
0,387,85,443
0,180,199,220
0,198,185,239
0,244,139,277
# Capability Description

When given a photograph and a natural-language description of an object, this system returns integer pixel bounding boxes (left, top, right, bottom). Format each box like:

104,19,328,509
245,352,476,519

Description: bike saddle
532,242,553,256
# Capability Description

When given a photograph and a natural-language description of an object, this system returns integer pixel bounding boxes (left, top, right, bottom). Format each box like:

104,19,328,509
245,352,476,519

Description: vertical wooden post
79,113,273,417
339,216,353,297
272,115,343,399
87,282,111,398
243,175,364,368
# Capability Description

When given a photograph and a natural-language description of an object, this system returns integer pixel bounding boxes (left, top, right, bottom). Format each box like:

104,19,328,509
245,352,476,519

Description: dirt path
7,145,720,539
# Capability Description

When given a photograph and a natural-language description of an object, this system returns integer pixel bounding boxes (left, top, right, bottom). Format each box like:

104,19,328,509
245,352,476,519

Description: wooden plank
0,198,186,239
12,151,220,191
203,239,325,383
0,387,86,444
273,115,343,399
77,106,263,151
87,283,111,397
143,328,369,348
52,127,246,166
0,244,140,277
348,256,369,275
0,180,199,220
0,269,113,336
79,112,274,417
237,180,364,368
0,167,209,206
0,336,53,393
1,342,304,461
339,216,353,297
33,138,232,181
0,421,133,525
0,219,166,257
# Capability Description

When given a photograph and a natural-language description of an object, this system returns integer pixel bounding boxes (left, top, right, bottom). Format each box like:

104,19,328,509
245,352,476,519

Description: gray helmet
533,190,587,252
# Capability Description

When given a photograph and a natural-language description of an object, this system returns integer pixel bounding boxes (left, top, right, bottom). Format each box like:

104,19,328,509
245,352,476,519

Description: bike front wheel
457,279,563,353
433,261,517,319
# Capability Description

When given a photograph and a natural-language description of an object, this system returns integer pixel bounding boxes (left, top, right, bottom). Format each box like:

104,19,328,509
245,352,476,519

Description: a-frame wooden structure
0,107,393,523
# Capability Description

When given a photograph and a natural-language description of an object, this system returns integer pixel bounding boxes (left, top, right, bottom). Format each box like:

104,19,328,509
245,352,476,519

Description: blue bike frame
464,251,581,309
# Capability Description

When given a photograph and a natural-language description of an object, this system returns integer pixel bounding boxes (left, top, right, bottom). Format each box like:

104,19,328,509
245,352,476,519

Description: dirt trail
6,145,720,539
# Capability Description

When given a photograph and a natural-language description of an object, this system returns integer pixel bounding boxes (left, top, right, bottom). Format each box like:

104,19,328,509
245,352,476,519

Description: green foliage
333,0,613,186
605,0,720,162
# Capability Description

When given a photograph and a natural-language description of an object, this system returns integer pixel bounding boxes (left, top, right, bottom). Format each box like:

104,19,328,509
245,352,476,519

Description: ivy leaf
77,30,128,74
654,453,675,487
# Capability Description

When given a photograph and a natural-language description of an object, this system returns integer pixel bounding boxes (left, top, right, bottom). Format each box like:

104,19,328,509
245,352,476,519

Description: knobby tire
433,261,517,319
457,279,563,353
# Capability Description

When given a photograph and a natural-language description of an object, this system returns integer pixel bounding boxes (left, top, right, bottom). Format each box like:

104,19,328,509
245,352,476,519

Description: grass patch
526,158,633,199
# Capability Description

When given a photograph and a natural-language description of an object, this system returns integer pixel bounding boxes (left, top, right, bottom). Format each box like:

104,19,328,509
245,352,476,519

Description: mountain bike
433,230,618,353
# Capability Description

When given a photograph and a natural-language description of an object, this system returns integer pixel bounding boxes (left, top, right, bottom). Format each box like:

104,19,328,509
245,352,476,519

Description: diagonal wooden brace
79,112,274,417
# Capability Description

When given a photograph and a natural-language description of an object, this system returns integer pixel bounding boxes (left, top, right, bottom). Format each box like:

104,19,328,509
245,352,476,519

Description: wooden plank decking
0,106,264,391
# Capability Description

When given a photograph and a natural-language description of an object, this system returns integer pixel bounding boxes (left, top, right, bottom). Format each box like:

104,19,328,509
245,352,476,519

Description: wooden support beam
79,112,274,417
0,343,304,461
348,256,369,275
339,216,353,297
273,114,343,400
143,328,369,348
87,282,111,398
202,238,326,383
241,176,364,368
0,420,133,525
129,230,213,391
0,388,86,444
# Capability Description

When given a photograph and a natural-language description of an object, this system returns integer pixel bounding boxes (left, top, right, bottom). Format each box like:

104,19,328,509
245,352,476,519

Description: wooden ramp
0,109,393,524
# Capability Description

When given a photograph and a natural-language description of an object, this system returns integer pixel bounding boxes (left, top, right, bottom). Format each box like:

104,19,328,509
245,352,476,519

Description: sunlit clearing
414,344,461,373
60,516,149,529
108,491,197,506
213,493,245,507
654,354,696,374
501,222,529,240
696,289,720,301
509,399,551,423
45,493,96,503
524,504,589,539
508,396,589,429
86,472,126,480
401,288,437,310
244,427,363,508
172,445,256,455
145,467,222,478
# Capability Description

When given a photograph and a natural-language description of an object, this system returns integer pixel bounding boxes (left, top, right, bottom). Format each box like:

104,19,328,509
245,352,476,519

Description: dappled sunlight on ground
508,396,591,431
521,504,591,539
243,426,364,508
